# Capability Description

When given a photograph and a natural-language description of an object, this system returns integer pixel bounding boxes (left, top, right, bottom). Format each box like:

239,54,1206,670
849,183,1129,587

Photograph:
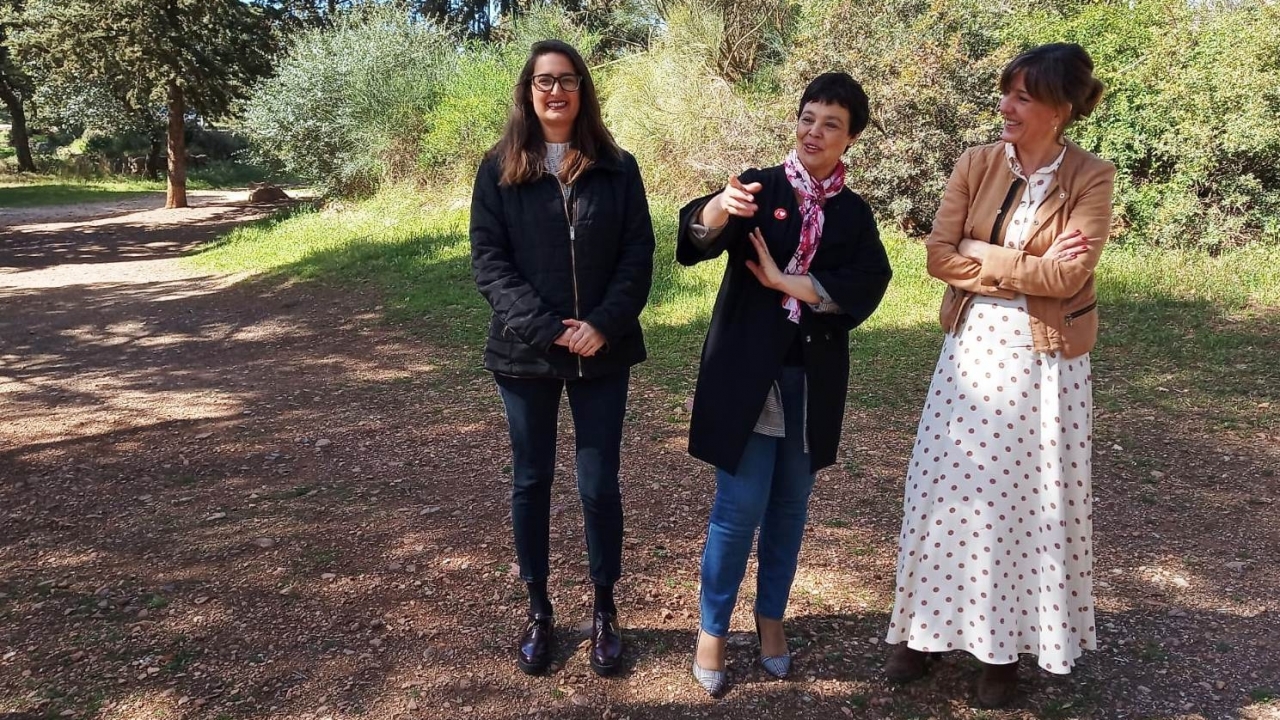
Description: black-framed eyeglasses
531,74,582,93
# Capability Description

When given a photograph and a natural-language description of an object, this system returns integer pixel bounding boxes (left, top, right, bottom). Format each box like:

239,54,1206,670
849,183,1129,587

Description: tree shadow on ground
1,197,302,269
1,217,1277,720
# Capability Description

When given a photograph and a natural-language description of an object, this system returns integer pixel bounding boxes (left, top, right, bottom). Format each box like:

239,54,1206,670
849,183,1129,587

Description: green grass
189,187,1280,432
163,647,200,674
1250,687,1278,703
1138,641,1169,662
1091,242,1280,428
306,548,339,567
0,162,285,208
0,179,160,207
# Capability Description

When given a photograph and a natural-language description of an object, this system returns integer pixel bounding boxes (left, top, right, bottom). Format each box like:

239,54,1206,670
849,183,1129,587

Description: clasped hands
957,229,1097,262
554,319,605,357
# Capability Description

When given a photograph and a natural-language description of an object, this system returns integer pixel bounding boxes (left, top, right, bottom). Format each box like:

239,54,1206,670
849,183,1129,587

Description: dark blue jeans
699,366,815,637
495,369,630,586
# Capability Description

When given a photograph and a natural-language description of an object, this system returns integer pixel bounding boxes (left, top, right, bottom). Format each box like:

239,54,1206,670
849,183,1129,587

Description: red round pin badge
773,208,788,220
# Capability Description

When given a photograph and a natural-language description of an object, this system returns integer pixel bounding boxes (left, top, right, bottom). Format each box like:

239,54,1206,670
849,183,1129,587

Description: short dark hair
1000,43,1105,126
798,72,870,135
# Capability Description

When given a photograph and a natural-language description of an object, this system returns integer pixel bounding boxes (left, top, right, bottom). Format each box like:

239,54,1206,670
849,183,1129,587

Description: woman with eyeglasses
470,39,655,677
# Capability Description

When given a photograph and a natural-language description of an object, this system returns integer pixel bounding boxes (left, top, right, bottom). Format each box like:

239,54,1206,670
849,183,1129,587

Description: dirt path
0,196,1276,720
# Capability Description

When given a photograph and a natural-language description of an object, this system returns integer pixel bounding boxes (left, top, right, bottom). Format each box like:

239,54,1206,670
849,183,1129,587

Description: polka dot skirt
885,295,1096,674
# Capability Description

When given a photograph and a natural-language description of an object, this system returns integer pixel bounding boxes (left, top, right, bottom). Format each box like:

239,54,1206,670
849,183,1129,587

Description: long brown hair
490,39,621,186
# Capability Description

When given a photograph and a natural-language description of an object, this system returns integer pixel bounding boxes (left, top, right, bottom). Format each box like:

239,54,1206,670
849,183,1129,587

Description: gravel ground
1,195,1277,720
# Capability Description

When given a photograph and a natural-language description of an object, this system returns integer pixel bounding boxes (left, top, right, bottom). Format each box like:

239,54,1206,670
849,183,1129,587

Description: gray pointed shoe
754,611,791,679
691,659,727,697
760,653,791,679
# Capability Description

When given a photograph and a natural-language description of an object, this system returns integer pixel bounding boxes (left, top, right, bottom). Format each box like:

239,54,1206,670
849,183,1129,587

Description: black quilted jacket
469,149,654,379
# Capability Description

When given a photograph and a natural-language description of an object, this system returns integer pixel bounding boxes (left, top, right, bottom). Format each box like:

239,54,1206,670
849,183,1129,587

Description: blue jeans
699,367,815,637
495,369,629,586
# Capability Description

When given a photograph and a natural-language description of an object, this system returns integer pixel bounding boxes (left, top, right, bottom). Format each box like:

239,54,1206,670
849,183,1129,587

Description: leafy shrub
237,0,1280,249
187,126,250,161
188,160,281,188
1007,0,1280,249
419,4,603,181
417,46,517,178
604,1,792,198
80,129,151,158
242,5,456,195
787,0,1010,233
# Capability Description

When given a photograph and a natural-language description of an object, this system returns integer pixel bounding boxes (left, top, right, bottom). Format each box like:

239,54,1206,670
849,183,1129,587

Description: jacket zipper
1064,300,1097,327
563,184,583,377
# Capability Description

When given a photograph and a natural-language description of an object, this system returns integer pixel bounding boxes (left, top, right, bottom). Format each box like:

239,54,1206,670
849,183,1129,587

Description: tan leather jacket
928,140,1116,358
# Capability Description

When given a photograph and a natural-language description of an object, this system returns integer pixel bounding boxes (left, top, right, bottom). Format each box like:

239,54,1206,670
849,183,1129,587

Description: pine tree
14,0,278,207
0,0,37,172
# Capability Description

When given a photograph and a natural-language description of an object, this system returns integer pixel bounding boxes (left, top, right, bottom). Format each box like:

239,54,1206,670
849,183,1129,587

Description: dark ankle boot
884,644,930,683
976,661,1019,708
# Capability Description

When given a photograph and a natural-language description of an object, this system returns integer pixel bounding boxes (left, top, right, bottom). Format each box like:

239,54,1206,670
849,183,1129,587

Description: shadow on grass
0,184,159,210
210,210,1280,433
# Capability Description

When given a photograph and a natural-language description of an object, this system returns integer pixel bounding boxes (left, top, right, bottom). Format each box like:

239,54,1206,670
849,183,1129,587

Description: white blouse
1002,142,1067,251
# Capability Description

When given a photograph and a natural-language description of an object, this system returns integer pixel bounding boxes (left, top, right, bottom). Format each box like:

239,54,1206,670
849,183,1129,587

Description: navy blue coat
470,150,655,379
677,164,892,473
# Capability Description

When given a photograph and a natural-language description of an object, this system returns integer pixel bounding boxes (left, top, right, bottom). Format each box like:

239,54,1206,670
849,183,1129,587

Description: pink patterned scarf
780,149,845,323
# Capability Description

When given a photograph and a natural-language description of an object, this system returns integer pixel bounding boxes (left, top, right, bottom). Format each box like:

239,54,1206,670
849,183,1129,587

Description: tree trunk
165,78,187,209
0,78,36,172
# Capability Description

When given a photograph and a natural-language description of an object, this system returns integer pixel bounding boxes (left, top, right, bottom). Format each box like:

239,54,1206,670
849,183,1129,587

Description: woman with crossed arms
884,43,1115,708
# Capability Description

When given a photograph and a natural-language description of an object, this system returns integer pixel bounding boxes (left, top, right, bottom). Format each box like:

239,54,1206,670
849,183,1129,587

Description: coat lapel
769,166,802,265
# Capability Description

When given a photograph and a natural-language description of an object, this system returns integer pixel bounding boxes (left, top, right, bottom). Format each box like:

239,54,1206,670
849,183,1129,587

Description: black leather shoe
516,613,554,674
589,610,623,676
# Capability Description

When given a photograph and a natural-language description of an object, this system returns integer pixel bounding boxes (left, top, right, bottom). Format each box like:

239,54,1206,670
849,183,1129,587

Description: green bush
80,129,151,159
242,5,456,195
237,0,1280,249
604,1,792,198
787,0,1010,233
417,46,516,178
419,4,603,181
606,0,1011,225
188,160,281,189
187,126,250,161
1009,0,1280,250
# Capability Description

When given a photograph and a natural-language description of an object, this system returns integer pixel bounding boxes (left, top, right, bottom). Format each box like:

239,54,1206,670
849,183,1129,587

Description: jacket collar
586,149,626,174
1053,139,1090,191
541,148,625,185
1025,139,1093,238
995,138,1086,185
